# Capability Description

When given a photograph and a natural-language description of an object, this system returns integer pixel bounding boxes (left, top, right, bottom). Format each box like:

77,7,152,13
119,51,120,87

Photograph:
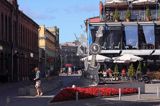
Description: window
142,25,155,45
124,25,138,49
101,25,122,50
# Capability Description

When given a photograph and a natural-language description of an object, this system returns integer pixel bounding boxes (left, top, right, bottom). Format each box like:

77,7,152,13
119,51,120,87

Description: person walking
34,67,43,96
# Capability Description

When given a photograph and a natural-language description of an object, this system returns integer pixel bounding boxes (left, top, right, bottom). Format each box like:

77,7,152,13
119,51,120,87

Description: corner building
87,0,160,73
0,0,39,82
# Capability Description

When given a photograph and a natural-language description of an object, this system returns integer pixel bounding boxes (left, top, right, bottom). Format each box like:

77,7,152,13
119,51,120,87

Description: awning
152,50,160,55
121,50,154,55
101,50,121,54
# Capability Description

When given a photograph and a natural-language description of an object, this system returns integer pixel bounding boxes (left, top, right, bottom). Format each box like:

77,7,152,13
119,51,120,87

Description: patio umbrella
80,54,112,62
65,64,73,67
112,54,143,63
105,0,128,6
132,0,156,5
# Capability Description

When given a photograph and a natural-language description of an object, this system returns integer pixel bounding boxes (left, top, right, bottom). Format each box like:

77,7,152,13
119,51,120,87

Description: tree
128,63,135,81
113,9,120,22
125,9,131,22
113,64,119,80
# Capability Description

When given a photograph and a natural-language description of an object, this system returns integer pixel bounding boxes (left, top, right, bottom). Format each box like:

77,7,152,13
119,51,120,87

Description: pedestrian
34,67,43,96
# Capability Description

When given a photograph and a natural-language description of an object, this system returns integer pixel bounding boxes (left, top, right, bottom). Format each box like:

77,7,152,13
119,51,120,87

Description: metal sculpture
82,26,104,86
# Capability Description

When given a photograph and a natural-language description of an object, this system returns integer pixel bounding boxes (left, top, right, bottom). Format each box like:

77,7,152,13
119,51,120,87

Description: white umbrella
81,54,112,62
132,0,156,5
105,0,128,6
113,54,143,63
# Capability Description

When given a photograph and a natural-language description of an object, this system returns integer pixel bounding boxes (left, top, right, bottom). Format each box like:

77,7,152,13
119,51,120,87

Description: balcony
103,0,159,22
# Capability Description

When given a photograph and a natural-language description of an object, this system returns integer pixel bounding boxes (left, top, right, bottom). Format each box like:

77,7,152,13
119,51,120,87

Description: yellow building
39,25,57,75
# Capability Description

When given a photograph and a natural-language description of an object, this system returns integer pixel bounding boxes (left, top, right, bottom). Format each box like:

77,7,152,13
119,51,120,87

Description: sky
18,0,102,43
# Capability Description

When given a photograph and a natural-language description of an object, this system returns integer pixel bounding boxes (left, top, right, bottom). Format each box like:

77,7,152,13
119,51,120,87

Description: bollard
119,88,121,100
157,86,160,98
138,87,141,100
76,91,78,101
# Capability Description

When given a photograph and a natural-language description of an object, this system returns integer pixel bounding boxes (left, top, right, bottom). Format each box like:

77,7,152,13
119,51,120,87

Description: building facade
47,26,61,74
39,25,60,75
60,42,83,70
87,0,160,72
0,0,39,82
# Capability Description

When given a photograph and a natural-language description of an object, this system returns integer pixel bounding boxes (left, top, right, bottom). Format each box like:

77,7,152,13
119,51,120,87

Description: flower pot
146,16,151,21
115,19,118,22
126,18,130,22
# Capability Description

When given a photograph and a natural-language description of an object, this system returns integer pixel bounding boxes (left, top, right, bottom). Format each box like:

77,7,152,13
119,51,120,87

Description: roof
88,17,102,23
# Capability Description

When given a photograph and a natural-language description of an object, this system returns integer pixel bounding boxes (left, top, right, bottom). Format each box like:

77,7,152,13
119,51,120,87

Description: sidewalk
48,93,160,106
0,76,61,106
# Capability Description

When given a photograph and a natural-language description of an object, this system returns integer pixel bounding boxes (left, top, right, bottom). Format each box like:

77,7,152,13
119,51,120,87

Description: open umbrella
113,54,143,63
65,64,73,67
132,0,156,5
80,54,112,62
105,0,128,6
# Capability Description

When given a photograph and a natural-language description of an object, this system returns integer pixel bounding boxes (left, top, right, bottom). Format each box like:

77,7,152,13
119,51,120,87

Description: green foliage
136,62,142,79
114,64,119,77
125,9,131,19
158,7,160,17
137,62,142,74
113,9,120,21
145,7,151,17
128,63,135,79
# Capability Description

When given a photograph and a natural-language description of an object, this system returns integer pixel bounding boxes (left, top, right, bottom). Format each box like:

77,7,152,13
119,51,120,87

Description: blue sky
18,0,102,43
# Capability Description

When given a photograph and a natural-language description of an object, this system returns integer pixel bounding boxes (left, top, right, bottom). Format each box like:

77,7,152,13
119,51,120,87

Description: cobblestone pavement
0,76,80,106
1,76,160,106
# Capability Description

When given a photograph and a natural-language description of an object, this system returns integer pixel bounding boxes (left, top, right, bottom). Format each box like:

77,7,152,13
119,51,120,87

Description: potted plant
145,7,151,21
113,64,119,80
136,62,142,80
113,9,120,22
125,9,131,22
158,7,160,21
128,63,135,81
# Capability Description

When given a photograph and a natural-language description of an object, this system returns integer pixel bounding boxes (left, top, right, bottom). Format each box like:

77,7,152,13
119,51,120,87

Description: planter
146,16,151,21
126,18,130,22
50,87,138,102
114,19,118,22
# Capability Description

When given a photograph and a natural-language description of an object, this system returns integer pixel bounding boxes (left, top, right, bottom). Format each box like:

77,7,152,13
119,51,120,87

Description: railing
105,9,158,22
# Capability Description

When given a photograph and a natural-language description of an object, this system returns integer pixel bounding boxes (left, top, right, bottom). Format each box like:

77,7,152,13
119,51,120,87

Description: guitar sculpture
82,26,104,86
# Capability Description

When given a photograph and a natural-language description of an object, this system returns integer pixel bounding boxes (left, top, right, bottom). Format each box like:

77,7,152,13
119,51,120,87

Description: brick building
0,0,39,82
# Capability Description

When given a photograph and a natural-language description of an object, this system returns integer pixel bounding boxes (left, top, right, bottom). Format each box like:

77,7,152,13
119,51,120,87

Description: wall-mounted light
0,45,3,51
30,53,34,58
